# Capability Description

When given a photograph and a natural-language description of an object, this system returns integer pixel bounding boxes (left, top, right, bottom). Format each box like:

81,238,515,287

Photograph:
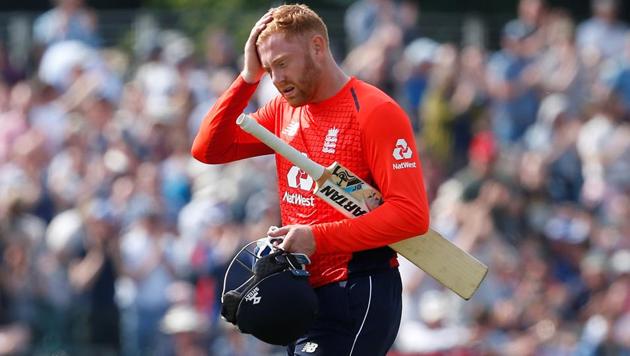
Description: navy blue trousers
288,268,402,356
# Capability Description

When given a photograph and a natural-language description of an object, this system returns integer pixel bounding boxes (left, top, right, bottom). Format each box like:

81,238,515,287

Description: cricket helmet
221,238,318,345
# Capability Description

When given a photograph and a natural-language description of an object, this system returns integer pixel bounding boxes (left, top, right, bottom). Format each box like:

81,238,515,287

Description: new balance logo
322,127,339,154
393,139,413,160
301,342,318,353
244,287,261,305
282,121,299,137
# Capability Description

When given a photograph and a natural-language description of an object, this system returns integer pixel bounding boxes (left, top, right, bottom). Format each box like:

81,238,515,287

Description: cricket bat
236,114,488,300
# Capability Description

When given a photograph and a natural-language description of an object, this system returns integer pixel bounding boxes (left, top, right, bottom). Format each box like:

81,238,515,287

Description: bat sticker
331,165,362,188
344,183,364,193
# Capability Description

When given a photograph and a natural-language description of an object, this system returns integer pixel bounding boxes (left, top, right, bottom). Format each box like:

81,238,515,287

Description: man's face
258,32,321,107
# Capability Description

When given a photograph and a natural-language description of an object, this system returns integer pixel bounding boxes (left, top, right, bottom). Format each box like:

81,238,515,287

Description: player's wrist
310,225,331,255
241,70,262,84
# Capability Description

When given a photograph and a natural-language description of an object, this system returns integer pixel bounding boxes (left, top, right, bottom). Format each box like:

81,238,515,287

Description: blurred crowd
0,0,628,355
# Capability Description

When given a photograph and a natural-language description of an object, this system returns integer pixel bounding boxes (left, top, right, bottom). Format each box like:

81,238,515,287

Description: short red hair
257,4,329,46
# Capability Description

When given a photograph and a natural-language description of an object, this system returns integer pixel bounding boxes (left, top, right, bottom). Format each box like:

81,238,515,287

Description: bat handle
237,114,326,180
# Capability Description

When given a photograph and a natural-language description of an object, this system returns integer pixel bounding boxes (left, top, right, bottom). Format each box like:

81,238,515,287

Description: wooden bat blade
390,232,488,300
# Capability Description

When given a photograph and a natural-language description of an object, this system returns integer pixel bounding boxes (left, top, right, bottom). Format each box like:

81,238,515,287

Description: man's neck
311,61,350,103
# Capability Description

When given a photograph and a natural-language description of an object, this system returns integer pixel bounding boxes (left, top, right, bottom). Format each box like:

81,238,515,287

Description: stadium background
0,0,628,355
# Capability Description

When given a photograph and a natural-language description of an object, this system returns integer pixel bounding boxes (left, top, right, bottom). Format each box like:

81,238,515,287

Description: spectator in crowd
120,207,178,356
577,0,628,60
395,37,437,130
342,21,403,92
157,282,210,356
67,199,121,354
395,290,471,354
505,0,547,54
33,0,100,49
344,0,397,47
396,0,422,46
159,304,209,356
600,32,630,114
528,10,589,115
486,20,540,146
0,82,31,163
448,45,488,171
202,27,238,73
419,44,459,170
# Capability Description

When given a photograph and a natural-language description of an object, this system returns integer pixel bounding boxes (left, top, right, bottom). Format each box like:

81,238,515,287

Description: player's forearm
191,75,259,163
311,196,429,254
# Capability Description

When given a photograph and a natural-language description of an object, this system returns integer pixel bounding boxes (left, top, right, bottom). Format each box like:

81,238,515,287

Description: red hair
257,4,329,46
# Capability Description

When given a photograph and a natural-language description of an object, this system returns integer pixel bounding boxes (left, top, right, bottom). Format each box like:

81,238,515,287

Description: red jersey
192,75,429,287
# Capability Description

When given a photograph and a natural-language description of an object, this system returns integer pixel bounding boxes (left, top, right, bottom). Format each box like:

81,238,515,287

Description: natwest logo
392,138,416,170
284,165,316,207
393,161,417,170
287,165,314,191
282,192,315,207
393,138,413,160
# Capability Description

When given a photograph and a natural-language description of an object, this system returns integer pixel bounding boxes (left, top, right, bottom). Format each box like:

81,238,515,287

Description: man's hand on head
267,224,316,256
242,10,273,83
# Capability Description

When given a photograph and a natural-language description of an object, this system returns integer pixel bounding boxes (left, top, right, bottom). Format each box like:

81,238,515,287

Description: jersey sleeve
311,101,430,254
191,75,277,164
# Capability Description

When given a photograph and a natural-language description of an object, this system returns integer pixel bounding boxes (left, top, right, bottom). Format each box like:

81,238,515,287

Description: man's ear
310,34,326,57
